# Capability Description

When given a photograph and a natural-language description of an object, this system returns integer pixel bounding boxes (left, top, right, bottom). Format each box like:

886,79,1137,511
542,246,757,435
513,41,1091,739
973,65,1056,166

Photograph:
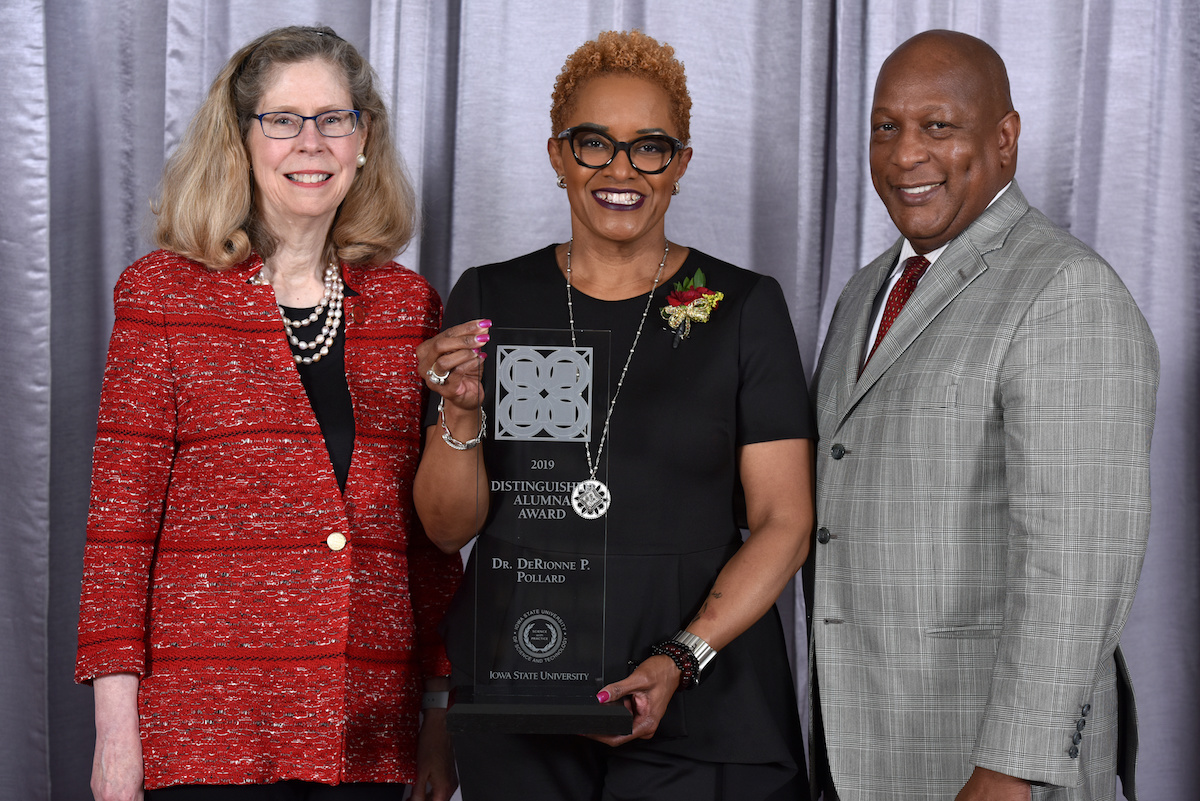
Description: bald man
808,30,1158,801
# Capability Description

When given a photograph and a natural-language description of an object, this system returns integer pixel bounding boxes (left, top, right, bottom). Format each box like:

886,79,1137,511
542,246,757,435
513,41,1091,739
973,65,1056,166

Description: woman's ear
547,136,566,177
672,146,693,182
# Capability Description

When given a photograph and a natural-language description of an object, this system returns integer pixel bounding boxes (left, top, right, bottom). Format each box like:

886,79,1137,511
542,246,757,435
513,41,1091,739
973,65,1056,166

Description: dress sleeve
407,281,464,677
441,266,483,328
75,265,177,683
736,274,815,445
408,526,462,678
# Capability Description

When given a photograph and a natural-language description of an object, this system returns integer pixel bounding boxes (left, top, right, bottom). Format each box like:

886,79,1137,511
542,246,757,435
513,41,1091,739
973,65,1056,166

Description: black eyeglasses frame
556,126,684,175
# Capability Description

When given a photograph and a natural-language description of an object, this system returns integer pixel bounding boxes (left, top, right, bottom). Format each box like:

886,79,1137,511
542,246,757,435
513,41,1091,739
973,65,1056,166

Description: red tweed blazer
76,250,462,788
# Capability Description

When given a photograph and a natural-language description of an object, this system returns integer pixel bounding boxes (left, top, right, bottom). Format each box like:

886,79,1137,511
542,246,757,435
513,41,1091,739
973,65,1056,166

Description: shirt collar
896,181,1012,272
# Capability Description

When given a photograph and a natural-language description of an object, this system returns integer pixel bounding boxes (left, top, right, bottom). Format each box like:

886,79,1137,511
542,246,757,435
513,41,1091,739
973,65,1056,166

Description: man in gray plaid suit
808,30,1159,801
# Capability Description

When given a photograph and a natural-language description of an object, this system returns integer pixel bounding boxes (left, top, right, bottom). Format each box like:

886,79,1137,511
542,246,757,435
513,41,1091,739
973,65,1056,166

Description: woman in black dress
414,30,814,801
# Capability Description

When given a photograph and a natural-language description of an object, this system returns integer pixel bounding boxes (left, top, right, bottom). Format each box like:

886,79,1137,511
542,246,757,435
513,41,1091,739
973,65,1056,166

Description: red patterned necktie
863,254,930,368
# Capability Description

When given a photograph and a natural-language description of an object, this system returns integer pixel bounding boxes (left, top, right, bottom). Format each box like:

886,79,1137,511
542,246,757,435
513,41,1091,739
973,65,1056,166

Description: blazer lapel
845,182,1032,412
836,243,900,420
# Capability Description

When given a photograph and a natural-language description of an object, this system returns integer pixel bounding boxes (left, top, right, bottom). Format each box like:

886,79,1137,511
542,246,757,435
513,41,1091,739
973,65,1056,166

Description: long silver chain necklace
566,239,669,519
251,261,345,365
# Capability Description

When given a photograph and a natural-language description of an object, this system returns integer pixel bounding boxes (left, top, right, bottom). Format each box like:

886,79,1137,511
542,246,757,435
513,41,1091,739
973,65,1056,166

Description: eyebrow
259,105,353,115
573,122,671,136
871,104,953,116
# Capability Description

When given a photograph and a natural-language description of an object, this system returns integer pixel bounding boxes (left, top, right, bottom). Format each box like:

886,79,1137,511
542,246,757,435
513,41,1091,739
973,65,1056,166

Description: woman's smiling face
247,58,366,237
548,74,691,248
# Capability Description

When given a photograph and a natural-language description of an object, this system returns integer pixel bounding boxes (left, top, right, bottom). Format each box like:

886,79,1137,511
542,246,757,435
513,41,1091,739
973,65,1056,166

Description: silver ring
426,367,451,386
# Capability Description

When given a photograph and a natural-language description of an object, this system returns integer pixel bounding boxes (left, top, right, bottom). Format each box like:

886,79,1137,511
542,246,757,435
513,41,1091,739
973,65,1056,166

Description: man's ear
997,110,1020,169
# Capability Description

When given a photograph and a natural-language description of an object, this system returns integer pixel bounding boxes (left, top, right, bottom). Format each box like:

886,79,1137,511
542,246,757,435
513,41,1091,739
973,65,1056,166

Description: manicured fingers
418,319,491,390
595,672,638,706
443,318,491,350
588,672,659,746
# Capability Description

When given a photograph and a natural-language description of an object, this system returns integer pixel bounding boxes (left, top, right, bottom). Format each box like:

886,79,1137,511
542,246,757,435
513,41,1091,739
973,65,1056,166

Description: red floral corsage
661,269,724,348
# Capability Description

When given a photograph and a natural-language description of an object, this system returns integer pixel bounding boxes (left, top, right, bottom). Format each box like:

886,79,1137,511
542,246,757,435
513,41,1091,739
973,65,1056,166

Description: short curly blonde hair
550,30,691,145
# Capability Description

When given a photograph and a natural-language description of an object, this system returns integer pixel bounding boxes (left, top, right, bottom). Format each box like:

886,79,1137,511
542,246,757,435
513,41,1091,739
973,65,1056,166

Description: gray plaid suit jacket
809,182,1159,801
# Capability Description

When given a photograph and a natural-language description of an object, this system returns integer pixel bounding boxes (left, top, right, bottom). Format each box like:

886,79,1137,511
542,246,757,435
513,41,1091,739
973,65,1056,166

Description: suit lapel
840,182,1032,420
836,244,900,421
850,245,986,400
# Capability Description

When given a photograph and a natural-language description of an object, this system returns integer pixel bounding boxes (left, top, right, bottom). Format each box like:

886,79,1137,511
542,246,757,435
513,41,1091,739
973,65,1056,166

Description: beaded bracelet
650,640,701,690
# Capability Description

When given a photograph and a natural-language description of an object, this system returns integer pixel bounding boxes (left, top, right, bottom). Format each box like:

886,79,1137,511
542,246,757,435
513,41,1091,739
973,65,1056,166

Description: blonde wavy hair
154,25,417,270
550,30,692,144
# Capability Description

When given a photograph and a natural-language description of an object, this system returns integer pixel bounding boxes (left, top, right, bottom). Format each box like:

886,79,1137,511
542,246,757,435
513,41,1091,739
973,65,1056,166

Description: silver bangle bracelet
671,630,717,673
438,396,485,450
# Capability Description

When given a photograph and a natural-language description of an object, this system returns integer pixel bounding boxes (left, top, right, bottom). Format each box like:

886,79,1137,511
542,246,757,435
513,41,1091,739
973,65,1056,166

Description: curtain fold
369,0,463,285
0,1,51,798
0,2,1192,798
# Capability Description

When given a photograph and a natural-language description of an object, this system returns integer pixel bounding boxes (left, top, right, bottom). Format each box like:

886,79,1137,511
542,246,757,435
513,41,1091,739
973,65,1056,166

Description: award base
447,689,633,735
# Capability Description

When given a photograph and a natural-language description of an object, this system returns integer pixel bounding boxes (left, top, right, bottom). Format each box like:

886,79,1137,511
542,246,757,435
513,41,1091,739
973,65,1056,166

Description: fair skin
91,58,457,801
248,57,367,303
91,673,142,801
413,73,813,746
412,676,456,801
871,31,1029,801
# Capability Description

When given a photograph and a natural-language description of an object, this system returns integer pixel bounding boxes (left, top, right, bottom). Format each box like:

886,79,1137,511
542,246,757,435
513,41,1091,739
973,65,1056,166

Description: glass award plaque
446,328,631,735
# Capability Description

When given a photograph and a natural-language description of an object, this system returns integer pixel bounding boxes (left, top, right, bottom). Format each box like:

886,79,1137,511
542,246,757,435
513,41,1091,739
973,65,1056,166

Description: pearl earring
556,175,566,189
672,181,680,196
356,153,366,168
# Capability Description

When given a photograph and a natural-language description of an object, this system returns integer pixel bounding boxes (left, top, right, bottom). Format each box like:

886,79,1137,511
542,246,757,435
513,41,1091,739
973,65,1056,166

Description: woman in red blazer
75,26,461,801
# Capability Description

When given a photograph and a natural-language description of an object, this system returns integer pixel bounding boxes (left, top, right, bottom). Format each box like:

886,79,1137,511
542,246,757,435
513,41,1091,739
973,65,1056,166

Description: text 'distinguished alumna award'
447,328,631,735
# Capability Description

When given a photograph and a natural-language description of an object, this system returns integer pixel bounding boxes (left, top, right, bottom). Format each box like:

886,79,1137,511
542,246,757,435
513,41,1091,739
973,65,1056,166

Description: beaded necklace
251,261,345,365
565,240,669,519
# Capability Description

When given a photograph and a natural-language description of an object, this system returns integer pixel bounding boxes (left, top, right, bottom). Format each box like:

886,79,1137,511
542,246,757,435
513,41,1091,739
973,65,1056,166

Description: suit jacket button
1076,719,1086,731
831,443,847,459
327,532,347,551
1081,703,1091,717
1072,732,1082,745
817,527,831,544
1069,745,1079,759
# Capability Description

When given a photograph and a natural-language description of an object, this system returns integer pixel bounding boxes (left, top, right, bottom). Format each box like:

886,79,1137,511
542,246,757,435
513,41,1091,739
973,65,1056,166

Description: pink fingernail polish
473,348,481,356
479,319,492,328
475,334,490,343
596,691,610,704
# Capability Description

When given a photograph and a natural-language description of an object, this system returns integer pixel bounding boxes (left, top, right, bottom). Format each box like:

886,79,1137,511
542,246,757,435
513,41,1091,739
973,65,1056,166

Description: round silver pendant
571,478,611,520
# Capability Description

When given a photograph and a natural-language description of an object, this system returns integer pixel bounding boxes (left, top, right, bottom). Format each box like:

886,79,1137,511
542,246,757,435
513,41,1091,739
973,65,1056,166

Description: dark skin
870,30,1020,256
870,31,1029,801
414,72,815,750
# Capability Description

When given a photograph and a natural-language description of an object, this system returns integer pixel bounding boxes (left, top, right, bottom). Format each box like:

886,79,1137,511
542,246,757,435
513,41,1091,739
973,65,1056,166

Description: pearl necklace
566,239,669,519
250,261,345,365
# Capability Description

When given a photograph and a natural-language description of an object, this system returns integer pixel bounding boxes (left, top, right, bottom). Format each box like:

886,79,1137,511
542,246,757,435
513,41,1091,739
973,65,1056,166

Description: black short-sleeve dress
433,244,813,768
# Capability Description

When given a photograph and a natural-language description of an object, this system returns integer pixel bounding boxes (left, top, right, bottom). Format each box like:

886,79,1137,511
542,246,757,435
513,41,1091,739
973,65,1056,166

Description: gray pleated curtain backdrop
3,1,1195,799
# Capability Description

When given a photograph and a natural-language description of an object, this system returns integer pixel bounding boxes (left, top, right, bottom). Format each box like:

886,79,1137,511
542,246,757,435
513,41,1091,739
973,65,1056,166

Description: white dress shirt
862,182,1012,370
